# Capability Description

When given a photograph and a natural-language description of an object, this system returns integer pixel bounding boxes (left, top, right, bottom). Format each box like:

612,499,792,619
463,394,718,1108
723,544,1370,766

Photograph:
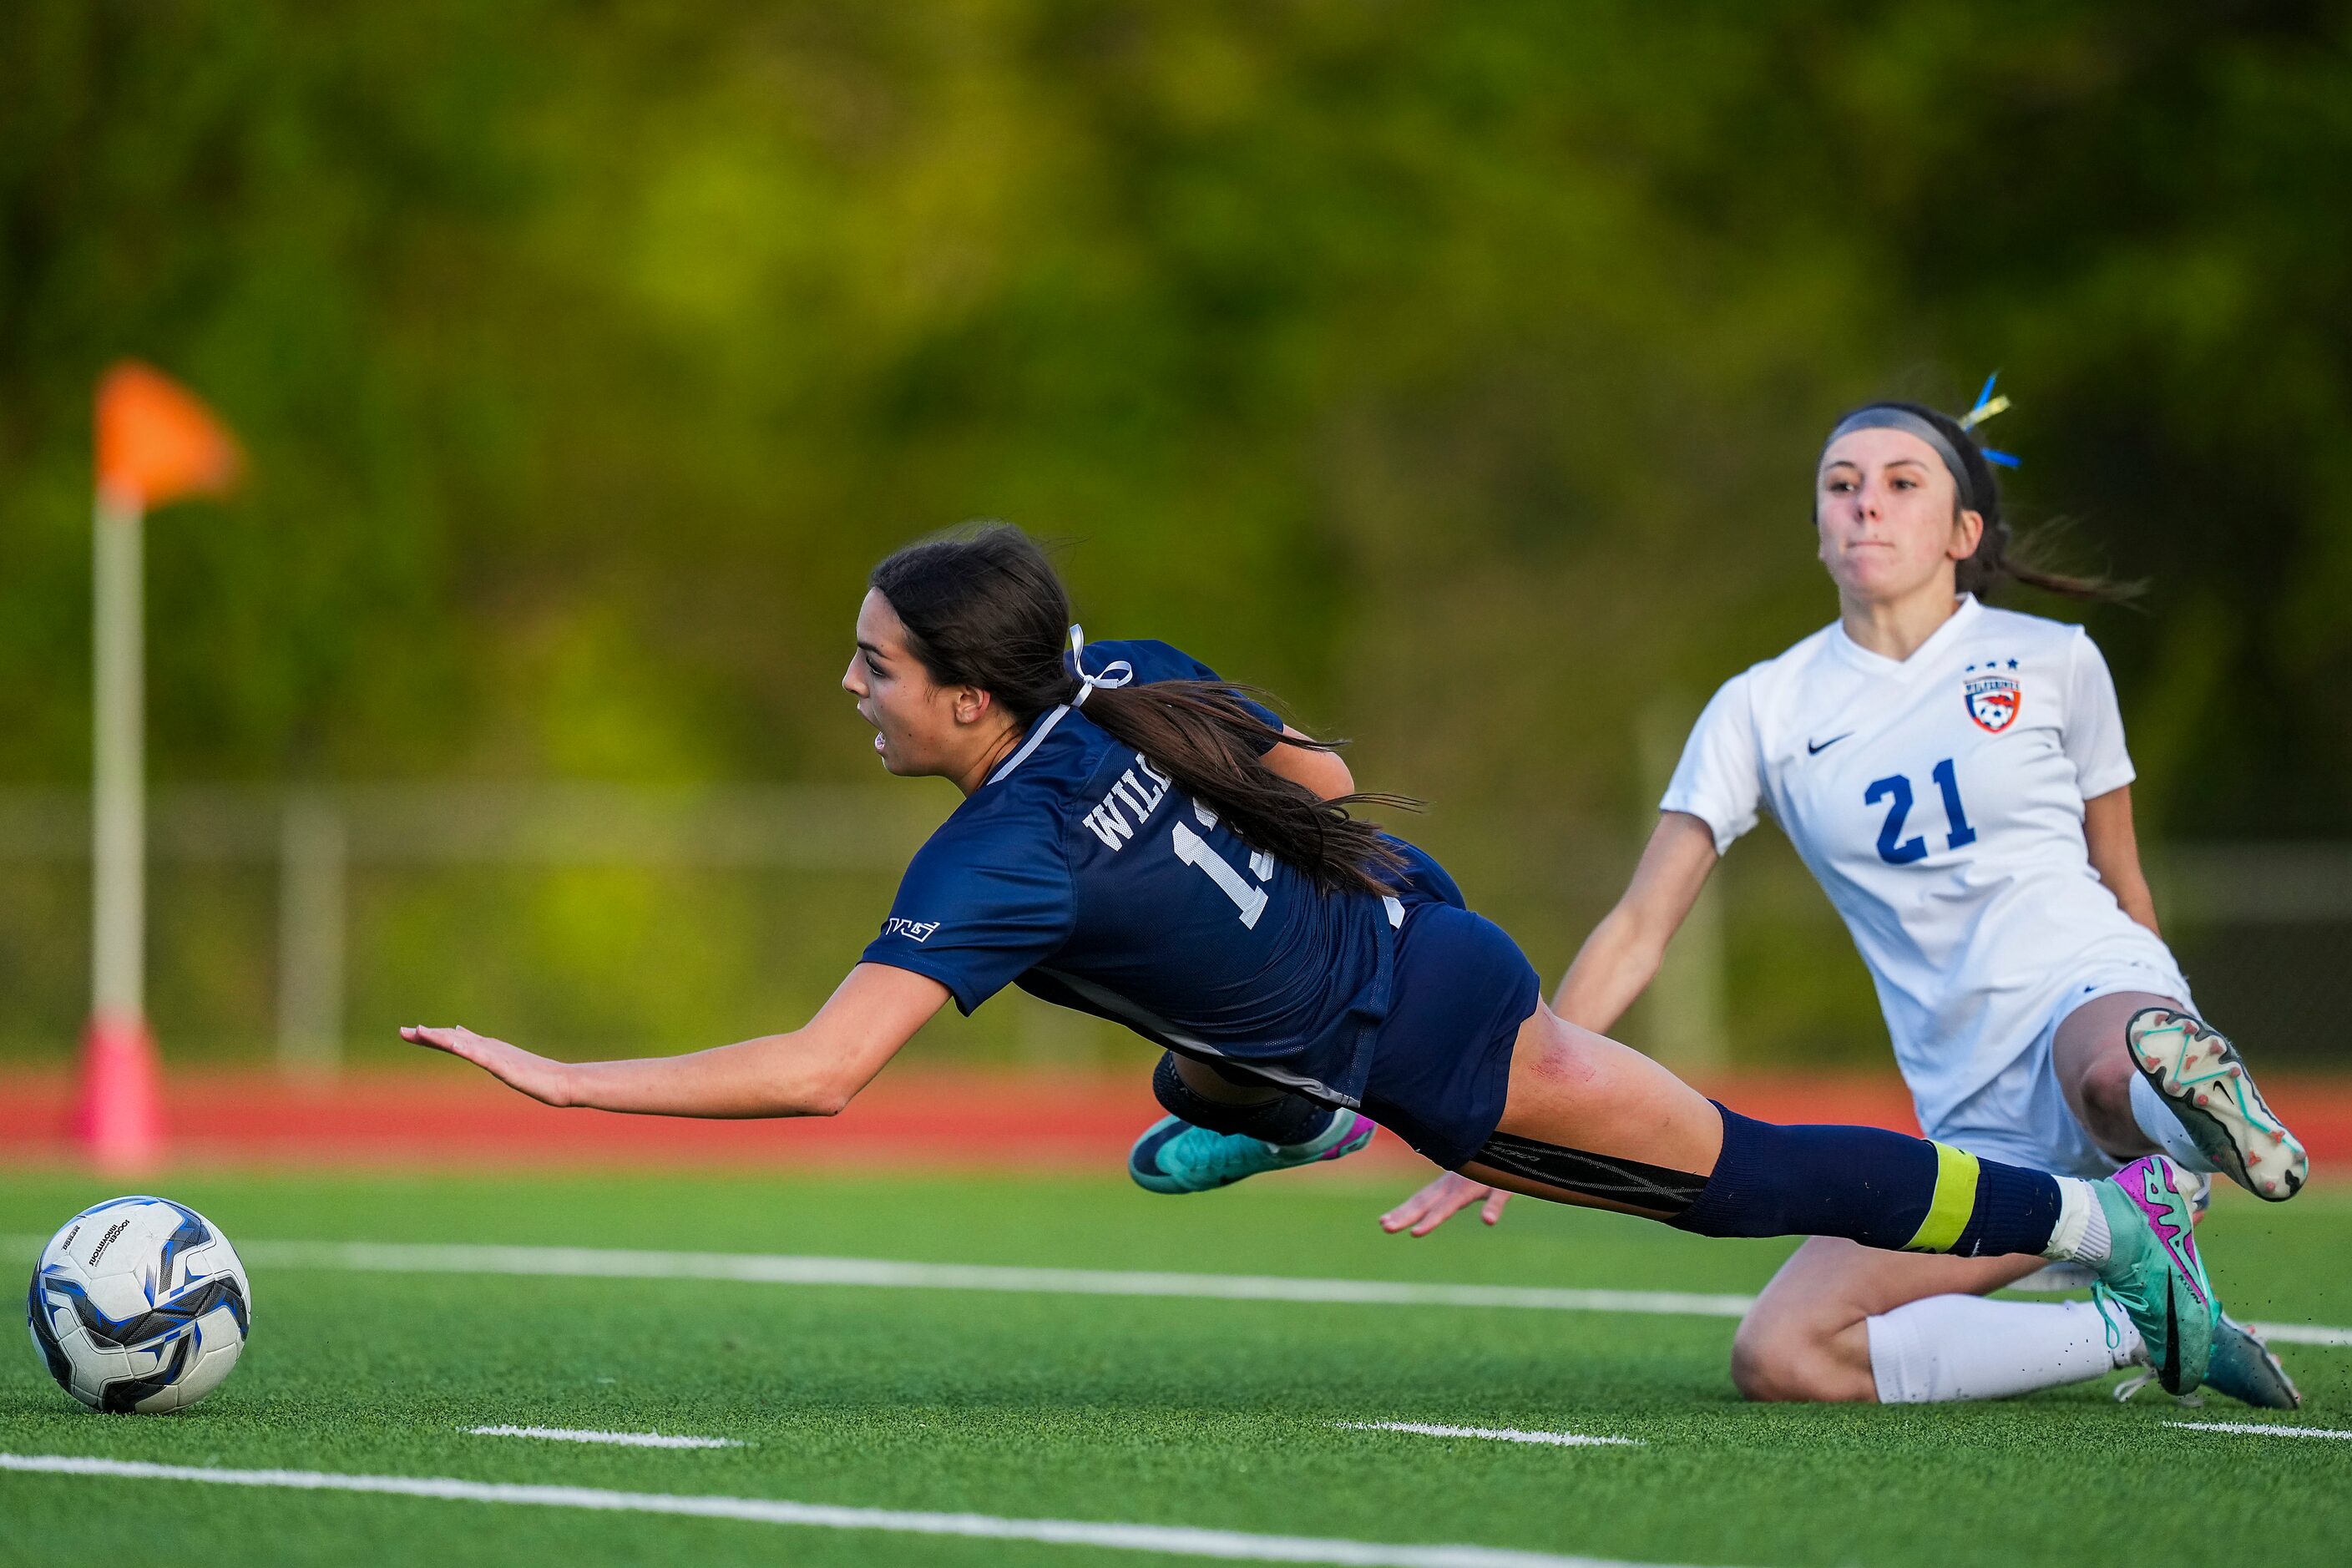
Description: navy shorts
1359,903,1541,1170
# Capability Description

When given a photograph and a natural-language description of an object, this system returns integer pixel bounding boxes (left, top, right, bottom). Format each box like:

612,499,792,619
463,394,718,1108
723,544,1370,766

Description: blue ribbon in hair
1960,372,2021,468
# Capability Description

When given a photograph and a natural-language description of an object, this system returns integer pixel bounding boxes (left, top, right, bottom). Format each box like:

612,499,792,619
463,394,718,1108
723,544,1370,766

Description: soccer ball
25,1195,251,1414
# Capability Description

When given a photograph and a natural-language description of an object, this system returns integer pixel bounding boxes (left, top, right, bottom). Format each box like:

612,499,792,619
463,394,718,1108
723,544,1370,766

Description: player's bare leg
1732,1222,2296,1409
2052,991,2174,1157
1731,1240,2086,1403
1453,1004,1723,1216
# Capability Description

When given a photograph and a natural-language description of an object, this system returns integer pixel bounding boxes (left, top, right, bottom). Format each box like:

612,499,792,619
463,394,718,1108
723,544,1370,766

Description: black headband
1823,407,1979,510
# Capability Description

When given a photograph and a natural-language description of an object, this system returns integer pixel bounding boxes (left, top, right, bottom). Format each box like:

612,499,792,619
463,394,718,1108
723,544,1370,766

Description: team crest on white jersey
1962,666,2021,733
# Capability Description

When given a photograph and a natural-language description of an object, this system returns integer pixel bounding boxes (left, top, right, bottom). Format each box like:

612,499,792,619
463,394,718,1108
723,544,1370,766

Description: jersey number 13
1171,802,1277,927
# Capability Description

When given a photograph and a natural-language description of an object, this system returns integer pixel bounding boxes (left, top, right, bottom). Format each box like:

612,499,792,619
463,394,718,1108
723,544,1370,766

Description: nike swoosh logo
1807,733,1853,755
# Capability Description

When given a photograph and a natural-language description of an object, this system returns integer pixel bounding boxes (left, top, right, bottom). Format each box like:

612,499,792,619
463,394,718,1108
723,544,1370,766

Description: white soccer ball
25,1195,251,1414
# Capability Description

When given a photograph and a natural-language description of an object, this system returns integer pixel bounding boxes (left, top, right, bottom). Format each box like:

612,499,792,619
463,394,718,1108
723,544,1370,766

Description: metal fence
0,784,946,1070
0,785,2344,1074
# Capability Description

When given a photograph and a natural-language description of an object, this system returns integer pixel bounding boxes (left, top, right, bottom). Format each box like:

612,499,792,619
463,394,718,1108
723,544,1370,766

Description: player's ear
1950,507,1985,562
952,685,993,726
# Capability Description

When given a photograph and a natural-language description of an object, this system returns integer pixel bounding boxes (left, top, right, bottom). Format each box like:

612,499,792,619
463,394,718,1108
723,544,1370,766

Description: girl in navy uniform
408,524,2233,1396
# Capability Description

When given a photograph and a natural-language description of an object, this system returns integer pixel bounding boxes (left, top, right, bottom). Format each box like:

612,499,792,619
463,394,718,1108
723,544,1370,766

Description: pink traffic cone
72,1011,166,1177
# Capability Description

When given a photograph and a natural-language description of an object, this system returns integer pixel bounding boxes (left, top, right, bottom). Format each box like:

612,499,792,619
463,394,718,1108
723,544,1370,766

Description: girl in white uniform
1384,388,2307,1408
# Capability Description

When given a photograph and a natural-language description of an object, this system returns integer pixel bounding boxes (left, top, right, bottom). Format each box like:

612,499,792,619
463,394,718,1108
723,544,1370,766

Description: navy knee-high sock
1151,1053,1336,1145
1669,1105,2065,1257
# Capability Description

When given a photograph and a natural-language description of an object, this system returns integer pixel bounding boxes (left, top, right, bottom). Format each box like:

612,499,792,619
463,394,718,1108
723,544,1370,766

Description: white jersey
1662,594,2183,1140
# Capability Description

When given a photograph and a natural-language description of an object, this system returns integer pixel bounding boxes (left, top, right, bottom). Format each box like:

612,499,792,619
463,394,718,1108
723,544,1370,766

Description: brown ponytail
870,523,1413,894
1960,519,2143,604
1075,679,1414,894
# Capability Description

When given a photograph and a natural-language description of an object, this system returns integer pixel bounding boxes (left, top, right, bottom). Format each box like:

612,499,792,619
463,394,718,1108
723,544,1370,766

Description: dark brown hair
1825,400,2137,603
869,523,1412,893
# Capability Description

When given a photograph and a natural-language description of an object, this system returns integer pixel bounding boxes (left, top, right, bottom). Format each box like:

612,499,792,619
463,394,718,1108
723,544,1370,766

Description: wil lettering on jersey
1082,756,1175,850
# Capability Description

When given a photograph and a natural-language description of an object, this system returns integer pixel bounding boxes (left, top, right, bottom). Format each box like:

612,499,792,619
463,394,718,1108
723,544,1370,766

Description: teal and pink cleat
1129,1110,1377,1195
2128,1007,2306,1201
2092,1154,2221,1395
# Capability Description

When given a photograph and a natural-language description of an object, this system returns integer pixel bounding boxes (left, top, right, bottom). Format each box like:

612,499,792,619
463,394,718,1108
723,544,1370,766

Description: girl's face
1815,427,1984,604
842,589,996,777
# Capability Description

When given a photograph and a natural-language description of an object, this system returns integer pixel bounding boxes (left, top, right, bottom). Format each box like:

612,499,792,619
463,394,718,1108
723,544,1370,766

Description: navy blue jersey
862,639,1455,1107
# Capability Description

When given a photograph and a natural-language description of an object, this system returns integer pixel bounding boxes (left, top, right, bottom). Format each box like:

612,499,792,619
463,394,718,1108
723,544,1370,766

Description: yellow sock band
1903,1141,1982,1252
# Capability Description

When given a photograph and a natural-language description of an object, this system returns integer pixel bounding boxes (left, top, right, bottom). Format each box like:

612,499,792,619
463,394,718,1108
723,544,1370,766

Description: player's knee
2083,1051,2137,1112
2067,1050,2142,1146
1728,1311,1846,1404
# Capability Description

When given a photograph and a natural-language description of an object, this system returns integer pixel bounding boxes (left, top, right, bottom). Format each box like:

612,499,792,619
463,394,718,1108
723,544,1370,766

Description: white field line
468,1425,741,1449
7,1233,2349,1346
0,1454,1729,1568
2166,1421,2352,1440
1337,1422,1641,1449
2247,1323,2352,1348
187,1238,1761,1318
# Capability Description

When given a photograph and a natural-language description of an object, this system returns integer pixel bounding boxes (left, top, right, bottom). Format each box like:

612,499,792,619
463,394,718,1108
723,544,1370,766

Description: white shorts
1921,960,2195,1178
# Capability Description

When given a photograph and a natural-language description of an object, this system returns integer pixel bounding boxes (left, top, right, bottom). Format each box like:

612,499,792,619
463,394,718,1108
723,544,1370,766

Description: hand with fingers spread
401,1024,575,1107
1379,1170,1513,1237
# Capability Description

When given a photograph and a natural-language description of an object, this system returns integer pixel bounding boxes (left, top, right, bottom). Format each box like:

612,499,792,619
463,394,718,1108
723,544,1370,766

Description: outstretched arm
401,963,951,1119
1552,810,1721,1031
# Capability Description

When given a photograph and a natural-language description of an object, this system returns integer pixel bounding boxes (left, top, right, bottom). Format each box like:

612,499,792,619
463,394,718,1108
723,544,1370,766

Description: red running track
3,1065,2349,1175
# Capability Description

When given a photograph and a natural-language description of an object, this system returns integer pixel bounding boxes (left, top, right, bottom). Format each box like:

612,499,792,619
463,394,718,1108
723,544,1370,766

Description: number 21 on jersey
1865,758,1976,865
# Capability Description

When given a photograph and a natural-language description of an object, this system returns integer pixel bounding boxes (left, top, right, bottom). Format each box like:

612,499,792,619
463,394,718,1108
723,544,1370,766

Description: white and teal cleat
2092,1154,2221,1396
2128,1007,2306,1201
1128,1110,1377,1195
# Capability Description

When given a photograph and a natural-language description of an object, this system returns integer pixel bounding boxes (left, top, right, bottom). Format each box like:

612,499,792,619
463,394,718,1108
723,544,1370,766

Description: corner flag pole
77,362,242,1176
90,482,147,1035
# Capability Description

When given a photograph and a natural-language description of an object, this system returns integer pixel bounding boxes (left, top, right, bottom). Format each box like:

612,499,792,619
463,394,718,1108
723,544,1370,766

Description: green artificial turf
3,1167,2348,1566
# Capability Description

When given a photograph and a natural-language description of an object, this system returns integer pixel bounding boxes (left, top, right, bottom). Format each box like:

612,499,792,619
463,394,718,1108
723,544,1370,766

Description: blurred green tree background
3,2,2347,1066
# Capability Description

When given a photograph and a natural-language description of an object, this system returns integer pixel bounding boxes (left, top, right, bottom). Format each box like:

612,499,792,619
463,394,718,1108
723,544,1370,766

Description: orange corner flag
95,361,244,511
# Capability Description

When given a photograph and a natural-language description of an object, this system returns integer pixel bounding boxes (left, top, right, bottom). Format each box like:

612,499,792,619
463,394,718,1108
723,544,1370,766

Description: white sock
2129,1071,2220,1173
1866,1295,2140,1404
2042,1178,2112,1267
